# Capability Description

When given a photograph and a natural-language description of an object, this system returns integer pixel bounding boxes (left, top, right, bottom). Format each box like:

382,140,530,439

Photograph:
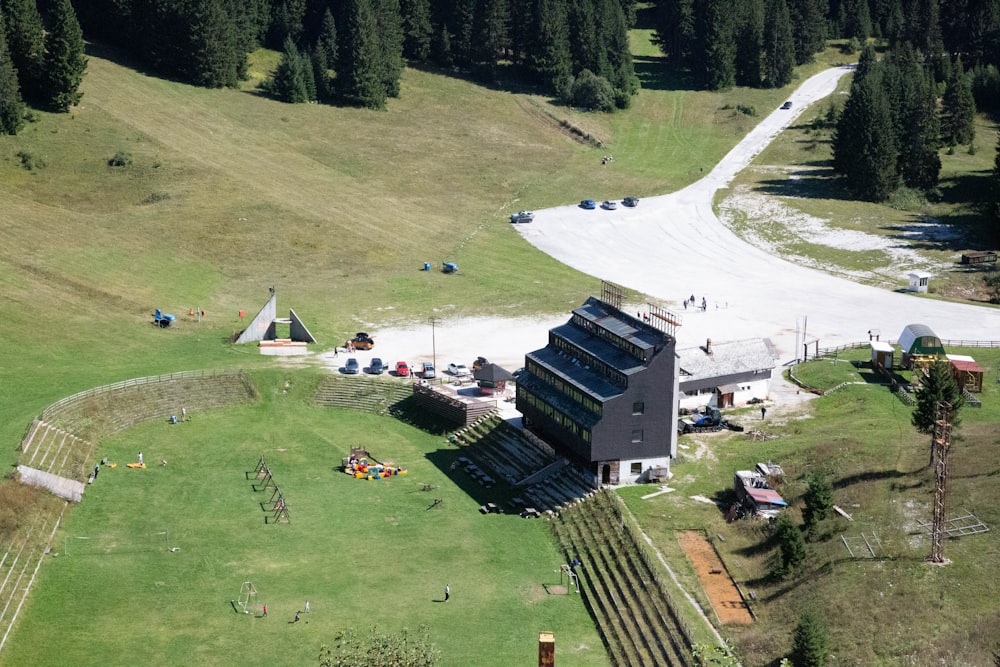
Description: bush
736,104,756,117
108,151,133,167
571,70,615,112
16,150,46,170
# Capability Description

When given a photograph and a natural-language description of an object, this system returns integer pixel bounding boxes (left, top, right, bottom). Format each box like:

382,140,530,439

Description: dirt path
676,530,753,625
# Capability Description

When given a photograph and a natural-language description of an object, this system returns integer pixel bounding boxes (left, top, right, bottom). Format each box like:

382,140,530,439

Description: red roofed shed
949,357,984,393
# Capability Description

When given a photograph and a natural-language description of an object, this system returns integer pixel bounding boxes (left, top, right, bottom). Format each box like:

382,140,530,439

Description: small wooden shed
947,354,984,393
870,340,894,370
898,323,945,369
908,271,932,293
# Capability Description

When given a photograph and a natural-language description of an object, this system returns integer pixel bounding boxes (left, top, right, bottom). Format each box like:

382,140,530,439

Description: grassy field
623,347,1000,665
0,370,608,667
2,24,1000,667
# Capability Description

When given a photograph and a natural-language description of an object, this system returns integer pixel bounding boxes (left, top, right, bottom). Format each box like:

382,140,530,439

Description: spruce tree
599,0,638,106
432,22,453,67
833,70,899,200
400,0,432,61
186,0,243,88
773,511,806,577
318,8,338,71
1,0,44,98
802,472,834,534
700,0,737,90
734,0,764,87
0,10,26,134
338,0,386,109
911,360,964,435
789,0,826,65
311,46,332,103
899,67,941,190
39,0,87,111
762,0,795,88
652,0,696,68
994,132,1000,222
375,0,404,98
943,57,976,146
472,0,510,80
526,0,571,95
270,37,308,102
451,0,476,65
791,610,831,667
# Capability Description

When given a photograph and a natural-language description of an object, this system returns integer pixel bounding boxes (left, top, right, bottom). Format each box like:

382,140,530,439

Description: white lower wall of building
678,378,771,411
617,456,672,485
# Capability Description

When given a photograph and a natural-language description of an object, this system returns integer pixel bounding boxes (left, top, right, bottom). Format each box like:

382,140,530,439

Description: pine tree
318,8,338,71
791,610,831,667
652,0,696,68
943,57,976,146
186,0,243,88
39,0,87,111
472,0,510,80
526,0,571,95
599,0,638,106
911,360,964,434
833,69,899,200
451,0,476,65
994,132,1000,222
699,0,737,90
311,46,332,103
802,472,834,534
762,0,795,88
734,0,764,87
270,37,308,102
773,511,806,577
1,0,45,98
432,22,453,67
400,0,432,61
375,0,404,98
338,0,387,108
789,0,826,65
899,66,941,189
0,10,26,134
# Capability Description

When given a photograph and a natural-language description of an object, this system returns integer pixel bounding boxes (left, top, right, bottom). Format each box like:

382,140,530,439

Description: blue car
343,358,360,374
580,199,596,209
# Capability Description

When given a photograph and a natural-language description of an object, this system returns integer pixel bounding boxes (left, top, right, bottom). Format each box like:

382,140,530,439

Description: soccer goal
237,581,257,614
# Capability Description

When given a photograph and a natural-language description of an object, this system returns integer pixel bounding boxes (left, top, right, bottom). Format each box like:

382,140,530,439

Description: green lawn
1,371,608,667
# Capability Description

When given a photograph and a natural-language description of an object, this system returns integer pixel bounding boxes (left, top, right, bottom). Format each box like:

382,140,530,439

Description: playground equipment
246,456,290,523
442,262,458,274
343,447,407,480
153,309,176,328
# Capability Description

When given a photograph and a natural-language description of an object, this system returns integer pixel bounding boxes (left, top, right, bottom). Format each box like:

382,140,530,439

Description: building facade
516,297,679,486
677,338,774,410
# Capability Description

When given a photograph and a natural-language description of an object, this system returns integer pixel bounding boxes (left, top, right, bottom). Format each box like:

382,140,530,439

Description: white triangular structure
235,290,317,349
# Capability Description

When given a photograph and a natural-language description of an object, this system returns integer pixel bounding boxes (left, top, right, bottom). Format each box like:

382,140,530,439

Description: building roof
898,323,943,354
526,345,625,402
950,359,983,373
870,341,894,353
676,338,775,380
746,488,787,506
573,297,671,351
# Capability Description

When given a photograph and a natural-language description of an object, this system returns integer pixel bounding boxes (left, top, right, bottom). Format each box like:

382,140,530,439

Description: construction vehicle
679,407,744,434
153,309,176,328
347,332,375,350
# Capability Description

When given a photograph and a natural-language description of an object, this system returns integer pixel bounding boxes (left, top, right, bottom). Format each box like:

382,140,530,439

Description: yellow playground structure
343,447,407,480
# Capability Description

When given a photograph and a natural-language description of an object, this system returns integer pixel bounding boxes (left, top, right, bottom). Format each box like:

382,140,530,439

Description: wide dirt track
515,66,1000,363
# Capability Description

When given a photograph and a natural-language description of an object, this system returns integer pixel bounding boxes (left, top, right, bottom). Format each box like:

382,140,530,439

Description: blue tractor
153,309,177,328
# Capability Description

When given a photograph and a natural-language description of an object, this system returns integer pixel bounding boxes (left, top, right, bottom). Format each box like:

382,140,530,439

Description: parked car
343,358,360,374
448,363,471,377
623,196,639,207
780,100,792,109
601,200,617,210
510,210,535,223
422,362,436,379
580,199,596,209
395,361,410,377
368,358,385,374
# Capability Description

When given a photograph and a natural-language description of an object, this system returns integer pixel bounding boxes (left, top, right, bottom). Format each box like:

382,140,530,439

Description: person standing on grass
761,406,766,420
262,604,267,617
444,584,450,602
304,601,310,614
138,452,143,466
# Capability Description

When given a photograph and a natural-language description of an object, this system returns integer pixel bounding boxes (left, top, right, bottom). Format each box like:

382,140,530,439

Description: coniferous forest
2,0,1000,212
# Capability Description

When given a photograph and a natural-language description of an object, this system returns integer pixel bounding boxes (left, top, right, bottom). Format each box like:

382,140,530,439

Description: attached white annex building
677,338,776,410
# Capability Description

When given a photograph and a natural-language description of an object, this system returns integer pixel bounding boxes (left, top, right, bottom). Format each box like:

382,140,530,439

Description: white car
601,200,617,210
448,363,471,377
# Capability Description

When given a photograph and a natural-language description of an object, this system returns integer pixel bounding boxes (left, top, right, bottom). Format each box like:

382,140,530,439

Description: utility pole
429,317,440,378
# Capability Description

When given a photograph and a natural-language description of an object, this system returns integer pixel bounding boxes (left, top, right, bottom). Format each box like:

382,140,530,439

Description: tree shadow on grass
832,469,909,490
752,168,856,201
633,55,695,92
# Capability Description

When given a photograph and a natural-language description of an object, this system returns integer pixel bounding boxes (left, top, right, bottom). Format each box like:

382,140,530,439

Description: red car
395,361,410,377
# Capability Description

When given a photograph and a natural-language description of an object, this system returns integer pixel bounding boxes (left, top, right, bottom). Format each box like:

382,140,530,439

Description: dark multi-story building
516,296,679,485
